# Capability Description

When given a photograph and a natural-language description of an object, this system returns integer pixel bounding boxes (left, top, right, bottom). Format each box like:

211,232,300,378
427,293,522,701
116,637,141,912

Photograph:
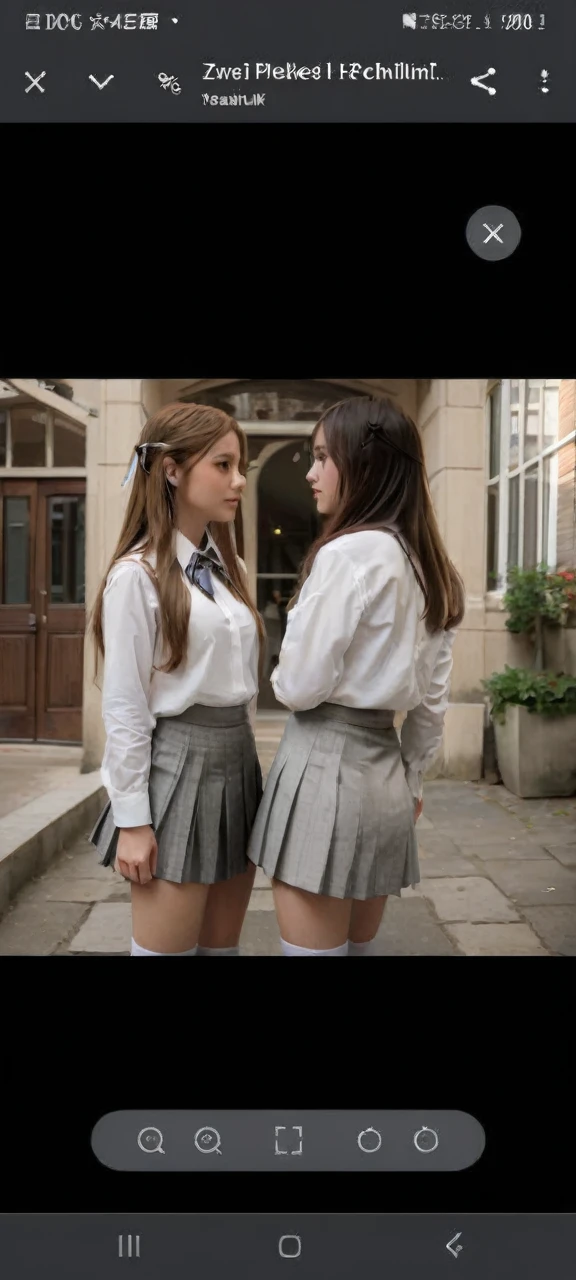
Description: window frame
0,404,87,476
485,379,571,598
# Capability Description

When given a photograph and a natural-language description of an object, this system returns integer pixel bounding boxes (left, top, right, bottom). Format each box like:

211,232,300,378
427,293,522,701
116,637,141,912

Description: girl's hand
115,825,158,884
414,798,424,822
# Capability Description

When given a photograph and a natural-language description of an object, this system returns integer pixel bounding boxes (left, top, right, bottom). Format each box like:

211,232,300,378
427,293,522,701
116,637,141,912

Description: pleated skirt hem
90,705,262,885
246,704,420,901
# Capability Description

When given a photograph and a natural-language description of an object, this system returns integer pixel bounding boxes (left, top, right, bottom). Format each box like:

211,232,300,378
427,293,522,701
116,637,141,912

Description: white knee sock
280,938,349,956
196,945,240,956
348,939,372,956
130,938,198,956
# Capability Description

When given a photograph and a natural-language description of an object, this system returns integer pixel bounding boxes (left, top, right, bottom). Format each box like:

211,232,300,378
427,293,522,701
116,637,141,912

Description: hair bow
121,441,169,488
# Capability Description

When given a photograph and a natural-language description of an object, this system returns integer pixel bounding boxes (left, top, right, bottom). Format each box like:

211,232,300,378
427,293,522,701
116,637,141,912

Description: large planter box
494,704,576,797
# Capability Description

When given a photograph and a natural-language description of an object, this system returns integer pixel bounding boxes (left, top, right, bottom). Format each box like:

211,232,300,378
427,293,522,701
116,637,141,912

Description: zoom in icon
194,1126,222,1155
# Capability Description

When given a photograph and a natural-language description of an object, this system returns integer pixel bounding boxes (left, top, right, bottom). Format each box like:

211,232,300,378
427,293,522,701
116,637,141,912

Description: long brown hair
294,396,465,632
90,402,266,681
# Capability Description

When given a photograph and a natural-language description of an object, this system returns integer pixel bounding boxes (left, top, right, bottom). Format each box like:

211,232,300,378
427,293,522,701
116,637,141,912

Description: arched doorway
256,440,321,709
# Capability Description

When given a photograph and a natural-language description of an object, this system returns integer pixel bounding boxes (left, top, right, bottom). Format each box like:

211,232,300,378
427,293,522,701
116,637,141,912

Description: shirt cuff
111,791,152,828
403,765,424,803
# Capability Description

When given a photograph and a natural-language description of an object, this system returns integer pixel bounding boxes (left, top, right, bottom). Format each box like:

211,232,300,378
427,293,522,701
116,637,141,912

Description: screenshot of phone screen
0,0,574,1265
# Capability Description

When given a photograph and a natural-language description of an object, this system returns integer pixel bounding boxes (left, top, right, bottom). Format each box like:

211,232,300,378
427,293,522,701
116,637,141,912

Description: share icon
471,67,497,94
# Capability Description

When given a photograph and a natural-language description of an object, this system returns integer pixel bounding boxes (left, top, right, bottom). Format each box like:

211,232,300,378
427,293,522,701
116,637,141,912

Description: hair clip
121,441,169,487
361,422,421,465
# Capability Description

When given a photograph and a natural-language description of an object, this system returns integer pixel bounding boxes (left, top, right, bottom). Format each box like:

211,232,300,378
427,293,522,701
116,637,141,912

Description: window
0,402,86,469
486,379,575,591
184,380,358,422
10,408,47,466
53,416,86,466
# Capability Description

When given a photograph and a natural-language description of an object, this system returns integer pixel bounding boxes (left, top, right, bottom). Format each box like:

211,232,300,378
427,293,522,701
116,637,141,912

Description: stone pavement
1,722,575,955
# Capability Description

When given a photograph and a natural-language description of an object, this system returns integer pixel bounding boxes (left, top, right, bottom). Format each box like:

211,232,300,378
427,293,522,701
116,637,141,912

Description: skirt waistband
162,703,250,728
297,702,397,730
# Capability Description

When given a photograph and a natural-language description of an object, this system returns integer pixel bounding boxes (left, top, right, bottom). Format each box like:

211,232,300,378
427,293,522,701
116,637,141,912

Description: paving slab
369,897,461,956
418,876,521,923
68,903,131,954
521,906,576,955
0,900,90,955
46,847,113,881
240,910,282,956
418,852,479,877
43,878,130,903
416,836,466,858
467,843,555,861
444,923,551,956
520,830,576,848
480,859,576,906
545,845,576,868
453,832,547,848
253,867,272,889
247,889,275,910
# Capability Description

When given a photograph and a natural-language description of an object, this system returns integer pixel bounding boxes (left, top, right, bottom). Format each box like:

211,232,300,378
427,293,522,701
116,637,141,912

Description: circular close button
465,205,522,260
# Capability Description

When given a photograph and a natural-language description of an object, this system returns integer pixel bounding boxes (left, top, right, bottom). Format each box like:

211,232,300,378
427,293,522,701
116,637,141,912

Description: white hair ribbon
121,441,169,487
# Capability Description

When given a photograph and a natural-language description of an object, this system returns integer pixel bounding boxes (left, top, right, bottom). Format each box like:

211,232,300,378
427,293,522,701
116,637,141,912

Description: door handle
28,613,37,631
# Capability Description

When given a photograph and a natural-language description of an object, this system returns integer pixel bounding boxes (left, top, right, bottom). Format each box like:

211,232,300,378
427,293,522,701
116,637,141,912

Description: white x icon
483,222,504,244
25,71,46,93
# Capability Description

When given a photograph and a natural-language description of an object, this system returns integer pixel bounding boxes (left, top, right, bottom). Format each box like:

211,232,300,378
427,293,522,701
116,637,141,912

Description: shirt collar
174,527,223,572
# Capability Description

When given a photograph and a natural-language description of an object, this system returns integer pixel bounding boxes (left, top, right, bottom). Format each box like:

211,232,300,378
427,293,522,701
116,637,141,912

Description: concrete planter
494,704,576,797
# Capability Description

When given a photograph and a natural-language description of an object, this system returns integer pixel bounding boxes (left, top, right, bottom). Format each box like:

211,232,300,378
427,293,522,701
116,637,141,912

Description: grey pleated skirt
90,703,263,884
246,702,419,900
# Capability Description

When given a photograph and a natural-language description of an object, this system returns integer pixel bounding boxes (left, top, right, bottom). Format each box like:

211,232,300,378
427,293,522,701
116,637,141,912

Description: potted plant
482,564,576,797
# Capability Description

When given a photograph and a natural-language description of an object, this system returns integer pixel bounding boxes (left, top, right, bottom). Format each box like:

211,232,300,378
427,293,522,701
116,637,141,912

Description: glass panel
489,384,501,478
555,439,576,570
257,442,321,575
10,407,46,466
527,378,545,404
542,452,558,569
507,474,519,568
543,386,559,450
509,413,519,470
3,497,30,604
510,379,520,406
523,411,540,462
50,496,85,604
486,483,499,589
189,380,351,422
523,467,538,569
53,417,86,467
0,411,6,466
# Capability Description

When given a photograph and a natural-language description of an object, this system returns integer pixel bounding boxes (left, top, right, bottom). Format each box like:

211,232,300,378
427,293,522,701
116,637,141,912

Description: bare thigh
272,880,353,949
198,862,257,949
131,879,210,953
349,897,388,944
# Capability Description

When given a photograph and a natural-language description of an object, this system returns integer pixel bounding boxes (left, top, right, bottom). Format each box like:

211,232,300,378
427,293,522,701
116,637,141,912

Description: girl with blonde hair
89,402,265,956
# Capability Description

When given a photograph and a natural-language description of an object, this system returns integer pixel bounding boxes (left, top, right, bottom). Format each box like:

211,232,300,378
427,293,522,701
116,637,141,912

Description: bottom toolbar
0,1215,573,1280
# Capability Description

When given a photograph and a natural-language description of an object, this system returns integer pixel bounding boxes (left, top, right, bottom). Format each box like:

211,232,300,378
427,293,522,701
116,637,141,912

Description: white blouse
271,529,459,801
100,529,259,828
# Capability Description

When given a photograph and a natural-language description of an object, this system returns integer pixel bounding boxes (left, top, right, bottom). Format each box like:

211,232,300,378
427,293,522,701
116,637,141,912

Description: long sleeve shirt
270,528,459,801
100,528,259,827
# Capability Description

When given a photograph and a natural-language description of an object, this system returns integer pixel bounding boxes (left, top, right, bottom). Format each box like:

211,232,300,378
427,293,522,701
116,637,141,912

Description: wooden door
35,481,86,742
0,481,38,738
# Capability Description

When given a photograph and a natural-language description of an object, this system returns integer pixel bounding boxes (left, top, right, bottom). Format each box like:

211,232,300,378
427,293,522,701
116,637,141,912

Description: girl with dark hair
247,395,465,957
89,403,266,956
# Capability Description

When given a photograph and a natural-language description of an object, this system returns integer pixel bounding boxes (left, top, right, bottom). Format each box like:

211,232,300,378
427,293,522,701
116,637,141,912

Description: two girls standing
90,396,464,956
